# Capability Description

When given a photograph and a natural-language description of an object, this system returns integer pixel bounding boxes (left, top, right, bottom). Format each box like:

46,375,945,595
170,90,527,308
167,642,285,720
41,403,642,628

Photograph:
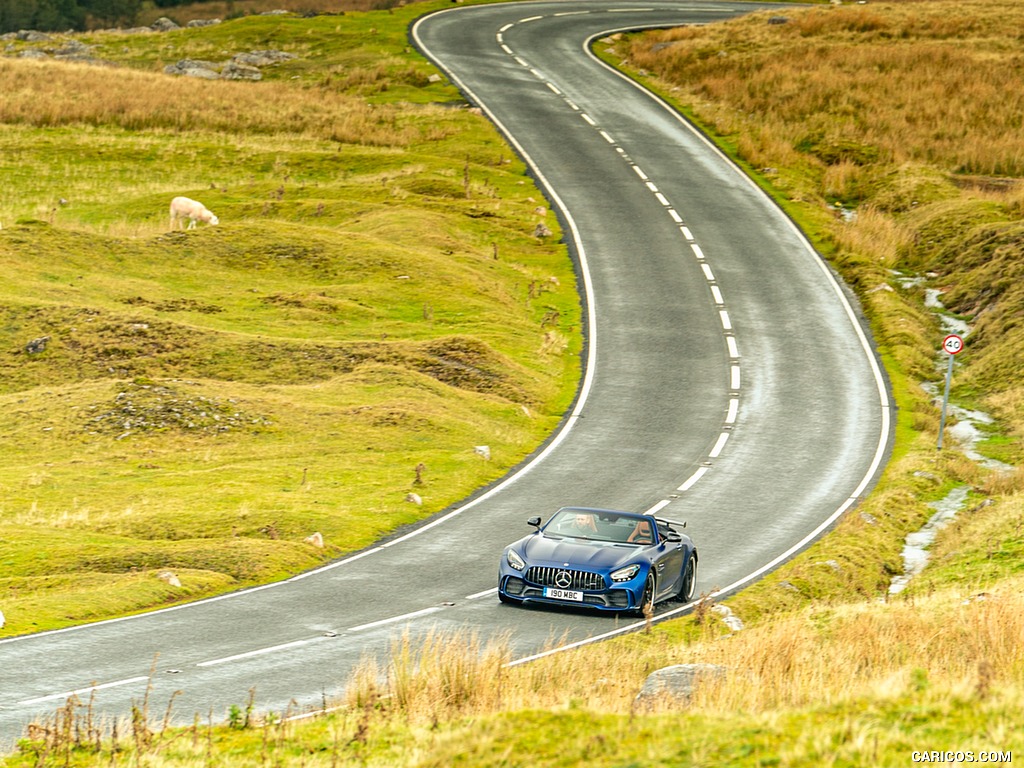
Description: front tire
678,554,697,603
636,574,656,617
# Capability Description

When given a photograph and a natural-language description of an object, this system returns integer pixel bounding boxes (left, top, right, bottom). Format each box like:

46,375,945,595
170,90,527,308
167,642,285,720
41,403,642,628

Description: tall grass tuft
346,629,511,724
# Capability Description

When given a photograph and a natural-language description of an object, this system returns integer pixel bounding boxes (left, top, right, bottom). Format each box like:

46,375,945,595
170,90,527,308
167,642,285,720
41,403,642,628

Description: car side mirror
527,516,541,528
665,531,683,543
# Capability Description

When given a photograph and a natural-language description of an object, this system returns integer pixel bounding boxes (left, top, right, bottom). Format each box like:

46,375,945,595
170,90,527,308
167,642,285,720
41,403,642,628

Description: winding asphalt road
0,0,892,748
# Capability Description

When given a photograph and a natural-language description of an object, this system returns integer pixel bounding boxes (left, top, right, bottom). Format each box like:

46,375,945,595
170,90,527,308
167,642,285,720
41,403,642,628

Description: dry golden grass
832,204,914,267
683,589,1023,714
19,581,1024,765
345,629,511,723
330,578,1024,727
0,58,434,146
630,0,1024,179
982,467,1024,496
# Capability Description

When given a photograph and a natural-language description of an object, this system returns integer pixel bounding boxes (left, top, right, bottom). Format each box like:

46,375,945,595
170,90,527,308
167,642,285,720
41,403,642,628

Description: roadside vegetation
5,0,1024,765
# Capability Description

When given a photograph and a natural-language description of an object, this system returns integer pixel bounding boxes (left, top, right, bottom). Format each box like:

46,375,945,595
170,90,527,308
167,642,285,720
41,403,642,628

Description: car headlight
610,564,641,582
506,549,525,571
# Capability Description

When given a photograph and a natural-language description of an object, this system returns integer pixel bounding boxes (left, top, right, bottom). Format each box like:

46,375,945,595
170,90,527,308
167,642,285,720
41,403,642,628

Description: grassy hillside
6,0,1024,765
0,0,580,635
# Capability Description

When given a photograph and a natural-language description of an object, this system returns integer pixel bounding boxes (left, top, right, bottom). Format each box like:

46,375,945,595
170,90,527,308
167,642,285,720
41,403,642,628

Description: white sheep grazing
169,196,219,230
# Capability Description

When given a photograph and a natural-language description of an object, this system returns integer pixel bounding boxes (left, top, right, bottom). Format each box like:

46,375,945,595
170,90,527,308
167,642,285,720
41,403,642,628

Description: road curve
0,1,891,747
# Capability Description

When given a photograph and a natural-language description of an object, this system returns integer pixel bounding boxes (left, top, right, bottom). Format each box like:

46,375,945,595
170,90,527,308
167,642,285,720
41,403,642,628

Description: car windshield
543,509,658,545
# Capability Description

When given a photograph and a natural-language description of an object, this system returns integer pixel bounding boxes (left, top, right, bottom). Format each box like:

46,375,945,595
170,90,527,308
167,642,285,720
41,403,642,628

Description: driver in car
565,511,598,536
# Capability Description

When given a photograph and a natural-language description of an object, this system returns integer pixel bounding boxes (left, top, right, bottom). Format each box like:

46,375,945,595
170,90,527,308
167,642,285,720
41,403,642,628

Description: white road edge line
18,676,150,707
348,606,445,633
197,639,314,668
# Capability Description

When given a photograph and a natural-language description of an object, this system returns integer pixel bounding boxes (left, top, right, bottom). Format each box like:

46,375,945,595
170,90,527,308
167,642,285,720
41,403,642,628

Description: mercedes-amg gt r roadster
498,506,698,615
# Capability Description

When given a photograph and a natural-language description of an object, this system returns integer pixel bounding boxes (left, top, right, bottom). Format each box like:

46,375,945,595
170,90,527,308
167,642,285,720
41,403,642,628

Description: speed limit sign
938,334,963,450
942,334,964,355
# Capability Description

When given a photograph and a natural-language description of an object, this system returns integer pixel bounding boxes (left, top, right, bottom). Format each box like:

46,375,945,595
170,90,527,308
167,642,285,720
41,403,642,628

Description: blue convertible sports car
498,506,698,615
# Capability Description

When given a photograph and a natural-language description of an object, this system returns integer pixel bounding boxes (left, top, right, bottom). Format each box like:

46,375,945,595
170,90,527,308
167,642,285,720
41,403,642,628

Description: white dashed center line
494,10,743,502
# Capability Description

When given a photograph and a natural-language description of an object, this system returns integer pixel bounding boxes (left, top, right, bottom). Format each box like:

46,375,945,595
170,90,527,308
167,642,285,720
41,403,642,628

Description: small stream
888,392,1015,595
886,276,1013,594
888,485,969,595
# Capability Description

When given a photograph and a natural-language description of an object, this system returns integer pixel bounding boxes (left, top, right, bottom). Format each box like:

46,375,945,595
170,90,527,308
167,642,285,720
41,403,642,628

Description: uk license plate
544,587,583,602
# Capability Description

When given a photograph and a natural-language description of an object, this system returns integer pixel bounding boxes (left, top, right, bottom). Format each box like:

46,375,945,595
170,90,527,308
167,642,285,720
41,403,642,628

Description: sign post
937,334,964,450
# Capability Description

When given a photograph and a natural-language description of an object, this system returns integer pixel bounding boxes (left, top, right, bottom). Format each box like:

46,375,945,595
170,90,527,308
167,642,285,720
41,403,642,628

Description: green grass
0,0,581,636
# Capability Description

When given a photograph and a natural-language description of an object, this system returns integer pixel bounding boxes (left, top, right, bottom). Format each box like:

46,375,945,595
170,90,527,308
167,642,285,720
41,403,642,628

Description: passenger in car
627,519,654,544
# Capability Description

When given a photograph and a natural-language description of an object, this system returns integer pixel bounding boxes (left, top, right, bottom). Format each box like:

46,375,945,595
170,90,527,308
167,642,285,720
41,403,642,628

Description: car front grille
525,566,606,592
